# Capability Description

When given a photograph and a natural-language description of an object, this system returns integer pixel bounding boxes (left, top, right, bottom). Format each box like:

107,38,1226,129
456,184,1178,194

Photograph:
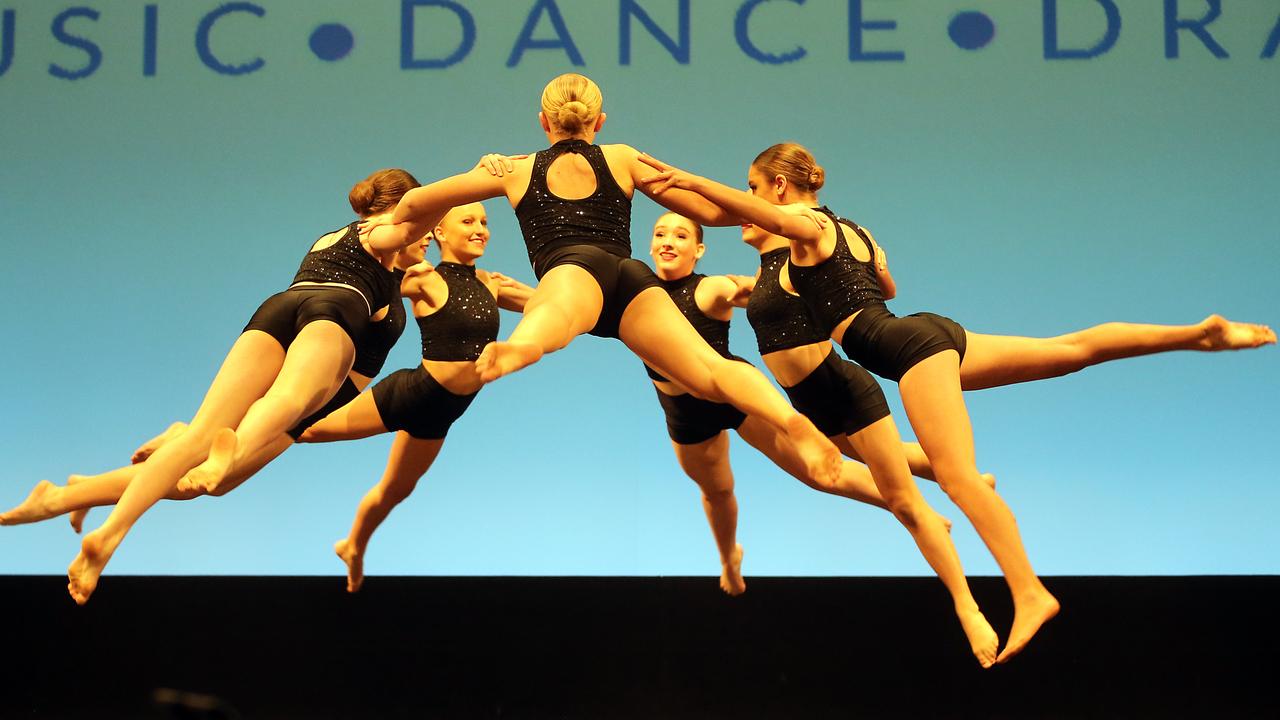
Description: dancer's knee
884,494,924,530
933,465,988,501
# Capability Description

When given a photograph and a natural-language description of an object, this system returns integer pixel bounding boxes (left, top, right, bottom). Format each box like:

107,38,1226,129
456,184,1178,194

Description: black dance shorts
286,377,361,441
654,386,748,445
839,307,968,382
781,349,891,438
371,365,477,440
243,286,369,348
536,244,662,339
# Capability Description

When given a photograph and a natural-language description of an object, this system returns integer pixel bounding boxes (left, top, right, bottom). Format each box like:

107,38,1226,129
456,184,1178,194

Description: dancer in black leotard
374,74,843,489
295,202,533,593
638,143,1275,664
63,169,433,604
1,241,421,532
647,213,986,599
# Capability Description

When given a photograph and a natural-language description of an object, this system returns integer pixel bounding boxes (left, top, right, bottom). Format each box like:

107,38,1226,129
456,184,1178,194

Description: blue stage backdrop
1,0,1277,577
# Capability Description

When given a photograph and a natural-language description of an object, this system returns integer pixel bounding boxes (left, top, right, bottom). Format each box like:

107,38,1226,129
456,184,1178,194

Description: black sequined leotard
745,248,830,355
417,262,500,362
644,273,738,382
511,139,661,339
787,209,968,382
368,262,499,441
515,139,632,275
292,222,401,314
785,208,886,334
643,272,749,444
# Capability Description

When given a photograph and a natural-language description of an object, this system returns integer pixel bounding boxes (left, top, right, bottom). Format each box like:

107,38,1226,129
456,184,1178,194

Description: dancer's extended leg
297,390,388,444
182,321,354,494
67,330,286,604
670,431,745,595
619,289,840,487
736,417,885,508
960,315,1275,391
335,432,443,593
847,413,999,668
476,265,603,383
898,350,1058,664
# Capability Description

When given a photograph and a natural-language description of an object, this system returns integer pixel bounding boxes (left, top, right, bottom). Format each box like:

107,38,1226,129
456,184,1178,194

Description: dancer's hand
487,271,521,289
404,260,436,279
477,154,527,177
779,204,829,231
874,244,888,273
637,153,700,194
357,216,391,237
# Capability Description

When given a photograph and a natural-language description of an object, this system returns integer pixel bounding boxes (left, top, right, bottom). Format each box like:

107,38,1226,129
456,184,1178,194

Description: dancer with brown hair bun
637,144,1274,664
1,233,423,532
297,202,534,593
644,213,996,605
373,73,843,491
643,212,1000,664
64,169,437,604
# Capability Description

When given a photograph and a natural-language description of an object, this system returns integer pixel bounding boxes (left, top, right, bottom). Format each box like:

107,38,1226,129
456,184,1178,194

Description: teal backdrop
1,0,1277,577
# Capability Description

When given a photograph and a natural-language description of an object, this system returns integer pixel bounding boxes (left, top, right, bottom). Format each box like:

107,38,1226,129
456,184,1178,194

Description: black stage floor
4,575,1275,718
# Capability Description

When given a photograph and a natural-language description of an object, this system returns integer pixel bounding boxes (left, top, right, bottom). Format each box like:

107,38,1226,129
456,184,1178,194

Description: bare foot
783,414,842,488
475,341,544,383
0,480,62,525
719,544,746,596
131,422,188,464
1200,315,1276,350
996,588,1060,664
67,528,113,605
66,474,89,533
981,472,997,489
956,606,1000,669
334,538,365,593
178,428,237,495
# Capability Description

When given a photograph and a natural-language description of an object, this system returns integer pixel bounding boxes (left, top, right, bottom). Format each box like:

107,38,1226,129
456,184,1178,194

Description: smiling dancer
297,202,533,592
355,74,843,494
638,143,1275,664
62,169,436,604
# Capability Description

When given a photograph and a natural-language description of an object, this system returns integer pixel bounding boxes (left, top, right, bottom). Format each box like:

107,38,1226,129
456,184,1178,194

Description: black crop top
292,223,401,315
786,208,886,334
745,248,830,355
514,139,632,278
351,269,406,377
416,262,499,362
645,273,736,382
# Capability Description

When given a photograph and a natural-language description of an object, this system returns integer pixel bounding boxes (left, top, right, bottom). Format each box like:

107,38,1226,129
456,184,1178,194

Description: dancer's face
740,166,776,247
436,203,489,264
649,213,703,279
396,233,430,270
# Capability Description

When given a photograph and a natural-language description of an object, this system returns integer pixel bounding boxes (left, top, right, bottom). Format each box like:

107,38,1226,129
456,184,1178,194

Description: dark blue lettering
848,0,903,62
0,10,13,77
144,5,158,77
1263,13,1280,59
1043,0,1120,60
401,0,475,69
196,2,265,76
735,0,806,65
49,8,101,80
1163,0,1228,59
507,0,583,68
620,0,689,65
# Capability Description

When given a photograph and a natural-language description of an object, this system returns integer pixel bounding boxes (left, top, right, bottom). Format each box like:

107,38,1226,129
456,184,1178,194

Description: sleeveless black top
786,208,886,334
514,139,632,278
645,273,736,382
351,269,406,377
745,248,830,355
416,262,500,362
292,223,401,315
